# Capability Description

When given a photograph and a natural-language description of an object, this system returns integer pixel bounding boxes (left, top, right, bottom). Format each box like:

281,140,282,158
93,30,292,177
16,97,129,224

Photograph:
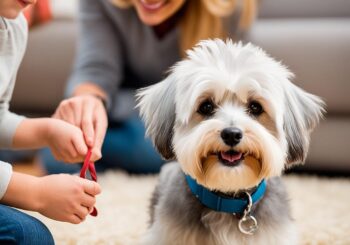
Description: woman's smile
132,0,185,26
139,0,168,12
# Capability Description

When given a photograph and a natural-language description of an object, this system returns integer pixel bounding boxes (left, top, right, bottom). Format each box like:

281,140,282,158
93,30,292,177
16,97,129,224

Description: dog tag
237,191,258,235
238,214,258,235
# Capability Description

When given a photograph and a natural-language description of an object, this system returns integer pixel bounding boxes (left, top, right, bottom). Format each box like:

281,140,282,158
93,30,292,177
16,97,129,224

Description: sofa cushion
259,0,350,18
305,117,350,171
247,18,350,114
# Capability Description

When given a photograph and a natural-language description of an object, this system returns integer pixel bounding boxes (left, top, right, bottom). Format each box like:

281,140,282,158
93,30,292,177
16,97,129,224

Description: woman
41,0,257,174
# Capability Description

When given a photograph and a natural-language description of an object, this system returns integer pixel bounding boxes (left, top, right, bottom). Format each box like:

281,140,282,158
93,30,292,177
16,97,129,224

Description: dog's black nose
221,127,243,146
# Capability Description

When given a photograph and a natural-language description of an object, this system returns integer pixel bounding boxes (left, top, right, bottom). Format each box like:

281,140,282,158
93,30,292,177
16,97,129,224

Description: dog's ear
136,75,176,160
283,83,325,166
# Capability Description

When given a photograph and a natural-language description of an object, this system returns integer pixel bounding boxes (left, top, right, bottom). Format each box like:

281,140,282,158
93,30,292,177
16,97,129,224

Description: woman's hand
53,94,108,162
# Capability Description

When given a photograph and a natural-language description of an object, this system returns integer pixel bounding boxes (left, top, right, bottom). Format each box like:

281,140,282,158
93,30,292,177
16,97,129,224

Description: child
0,1,101,244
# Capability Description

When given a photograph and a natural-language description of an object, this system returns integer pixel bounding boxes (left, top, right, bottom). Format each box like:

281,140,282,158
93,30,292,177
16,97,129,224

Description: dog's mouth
217,150,244,167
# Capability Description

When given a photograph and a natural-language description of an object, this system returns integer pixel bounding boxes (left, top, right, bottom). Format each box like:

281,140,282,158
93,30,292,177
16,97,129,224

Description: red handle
80,149,98,216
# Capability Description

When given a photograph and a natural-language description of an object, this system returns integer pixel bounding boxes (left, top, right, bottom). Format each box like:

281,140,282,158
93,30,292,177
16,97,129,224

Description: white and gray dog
137,39,325,245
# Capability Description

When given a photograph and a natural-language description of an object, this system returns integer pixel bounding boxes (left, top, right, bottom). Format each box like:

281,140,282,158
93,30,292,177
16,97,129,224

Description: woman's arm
67,0,124,101
54,0,125,161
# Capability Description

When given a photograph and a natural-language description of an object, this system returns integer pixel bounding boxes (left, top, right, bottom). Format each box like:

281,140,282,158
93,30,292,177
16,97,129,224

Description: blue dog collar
185,175,266,214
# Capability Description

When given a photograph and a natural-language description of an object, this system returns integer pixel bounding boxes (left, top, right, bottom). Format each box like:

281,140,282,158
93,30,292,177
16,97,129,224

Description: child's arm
12,118,88,163
1,171,101,224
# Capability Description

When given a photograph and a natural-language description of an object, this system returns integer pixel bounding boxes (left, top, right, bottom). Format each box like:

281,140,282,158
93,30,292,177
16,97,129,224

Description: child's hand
45,119,88,163
35,174,101,224
13,118,88,163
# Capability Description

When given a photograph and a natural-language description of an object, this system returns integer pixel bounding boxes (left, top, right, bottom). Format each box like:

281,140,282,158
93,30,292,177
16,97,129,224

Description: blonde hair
111,0,257,54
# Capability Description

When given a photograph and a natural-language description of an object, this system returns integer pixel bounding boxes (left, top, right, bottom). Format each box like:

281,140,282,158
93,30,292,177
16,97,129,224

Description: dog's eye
248,101,263,116
198,100,215,116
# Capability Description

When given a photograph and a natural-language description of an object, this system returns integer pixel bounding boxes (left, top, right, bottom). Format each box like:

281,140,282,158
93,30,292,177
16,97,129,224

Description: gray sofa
12,0,350,172
248,0,350,172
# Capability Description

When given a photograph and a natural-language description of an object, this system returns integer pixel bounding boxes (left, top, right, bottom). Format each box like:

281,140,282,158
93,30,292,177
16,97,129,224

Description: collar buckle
237,192,258,235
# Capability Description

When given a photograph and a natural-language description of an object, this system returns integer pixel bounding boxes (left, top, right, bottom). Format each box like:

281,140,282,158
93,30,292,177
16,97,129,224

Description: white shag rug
26,171,350,245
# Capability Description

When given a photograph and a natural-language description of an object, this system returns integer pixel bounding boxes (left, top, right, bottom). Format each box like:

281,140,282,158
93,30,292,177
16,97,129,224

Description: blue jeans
0,204,54,245
40,116,164,174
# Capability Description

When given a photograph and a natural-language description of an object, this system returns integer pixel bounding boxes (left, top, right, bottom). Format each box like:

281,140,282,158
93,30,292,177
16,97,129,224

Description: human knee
10,216,54,245
26,219,54,245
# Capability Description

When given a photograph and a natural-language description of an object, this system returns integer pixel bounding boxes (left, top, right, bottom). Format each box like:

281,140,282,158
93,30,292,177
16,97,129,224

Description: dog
136,39,325,245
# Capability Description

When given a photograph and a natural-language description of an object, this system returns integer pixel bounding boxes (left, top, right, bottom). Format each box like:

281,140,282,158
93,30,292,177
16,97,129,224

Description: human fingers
81,179,101,196
54,100,76,125
81,194,96,208
51,146,75,163
70,99,83,127
71,129,88,157
81,98,96,147
90,101,108,161
68,214,84,224
74,206,90,221
90,118,107,162
52,108,62,119
60,106,76,125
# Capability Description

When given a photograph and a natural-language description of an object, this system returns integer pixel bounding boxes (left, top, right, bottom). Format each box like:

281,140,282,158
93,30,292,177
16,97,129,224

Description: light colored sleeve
0,107,25,148
0,62,26,149
0,14,27,148
0,161,13,200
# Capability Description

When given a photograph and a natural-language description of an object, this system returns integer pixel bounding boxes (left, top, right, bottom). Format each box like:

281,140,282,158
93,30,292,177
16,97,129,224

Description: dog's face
137,40,324,192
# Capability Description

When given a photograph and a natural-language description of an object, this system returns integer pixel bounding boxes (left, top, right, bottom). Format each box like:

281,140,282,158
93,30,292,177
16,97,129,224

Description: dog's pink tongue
221,151,242,163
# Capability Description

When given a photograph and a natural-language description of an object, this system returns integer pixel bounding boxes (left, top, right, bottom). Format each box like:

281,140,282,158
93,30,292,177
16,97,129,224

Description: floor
22,170,350,245
10,159,350,244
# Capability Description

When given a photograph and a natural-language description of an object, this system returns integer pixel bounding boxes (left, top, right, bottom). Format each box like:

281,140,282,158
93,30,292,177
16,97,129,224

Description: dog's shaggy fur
137,40,324,245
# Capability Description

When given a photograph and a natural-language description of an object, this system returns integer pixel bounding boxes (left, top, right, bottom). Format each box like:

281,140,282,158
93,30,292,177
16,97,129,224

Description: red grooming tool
80,148,98,216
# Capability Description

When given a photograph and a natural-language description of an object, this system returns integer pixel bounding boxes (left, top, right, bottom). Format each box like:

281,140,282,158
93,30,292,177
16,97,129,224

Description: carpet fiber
27,171,350,245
